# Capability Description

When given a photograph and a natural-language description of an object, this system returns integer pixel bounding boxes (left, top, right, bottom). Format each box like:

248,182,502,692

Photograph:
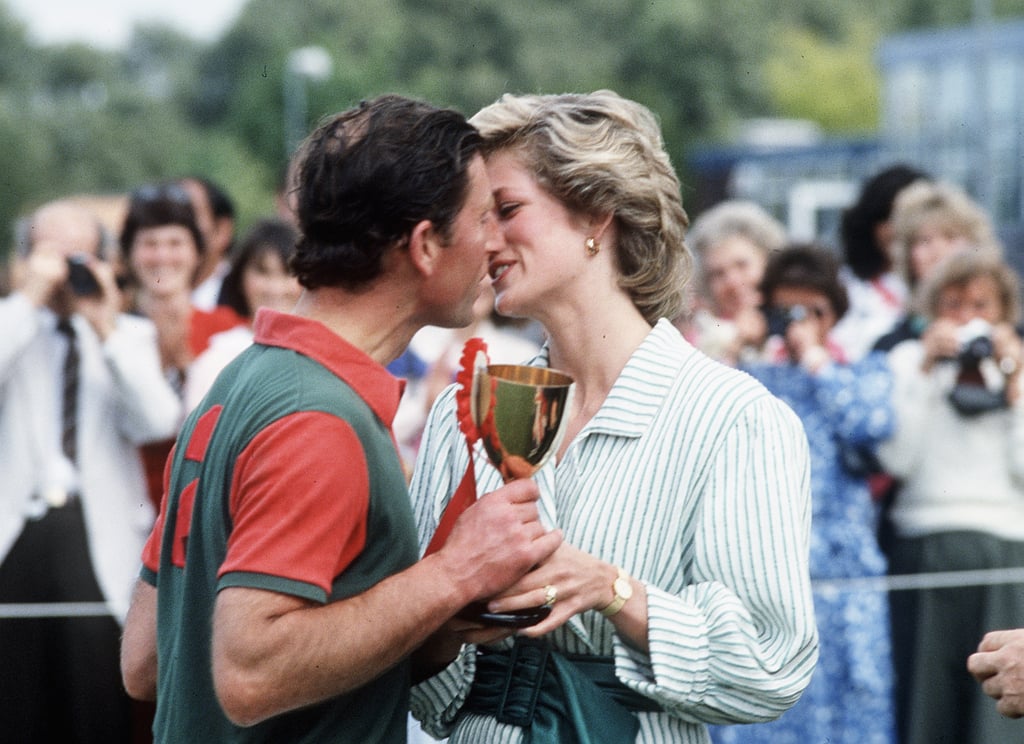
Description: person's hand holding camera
18,240,69,308
991,322,1023,404
765,303,832,373
70,256,122,342
919,318,961,372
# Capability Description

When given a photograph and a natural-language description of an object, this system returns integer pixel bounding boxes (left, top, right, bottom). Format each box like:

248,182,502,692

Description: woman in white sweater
877,250,1024,744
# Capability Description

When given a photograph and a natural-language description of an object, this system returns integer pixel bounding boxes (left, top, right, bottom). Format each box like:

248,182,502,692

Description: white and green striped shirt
409,319,818,744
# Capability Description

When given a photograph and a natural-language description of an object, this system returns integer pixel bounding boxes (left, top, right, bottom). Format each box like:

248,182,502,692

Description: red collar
252,309,404,427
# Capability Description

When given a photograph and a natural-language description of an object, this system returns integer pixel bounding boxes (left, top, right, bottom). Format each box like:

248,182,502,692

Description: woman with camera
709,244,897,744
876,250,1024,744
677,200,786,366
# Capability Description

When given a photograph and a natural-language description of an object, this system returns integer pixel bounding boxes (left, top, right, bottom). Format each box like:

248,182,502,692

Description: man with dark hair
120,95,561,742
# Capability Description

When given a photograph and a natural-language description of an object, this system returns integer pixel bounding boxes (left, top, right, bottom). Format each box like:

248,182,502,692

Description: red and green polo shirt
141,309,419,743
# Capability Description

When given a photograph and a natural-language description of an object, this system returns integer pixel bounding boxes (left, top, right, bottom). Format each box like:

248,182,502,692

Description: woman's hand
785,317,829,373
482,543,648,649
920,318,960,372
992,322,1023,404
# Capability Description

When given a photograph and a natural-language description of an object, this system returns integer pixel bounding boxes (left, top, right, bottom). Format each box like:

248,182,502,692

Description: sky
6,0,249,49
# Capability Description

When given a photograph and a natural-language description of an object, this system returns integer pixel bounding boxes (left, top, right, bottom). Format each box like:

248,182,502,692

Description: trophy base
457,601,552,628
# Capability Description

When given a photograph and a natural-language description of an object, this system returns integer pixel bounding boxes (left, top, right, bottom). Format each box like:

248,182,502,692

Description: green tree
764,18,881,134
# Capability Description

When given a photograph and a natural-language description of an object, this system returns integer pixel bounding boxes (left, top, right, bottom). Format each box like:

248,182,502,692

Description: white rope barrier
2,567,1023,618
0,602,115,618
813,566,1024,594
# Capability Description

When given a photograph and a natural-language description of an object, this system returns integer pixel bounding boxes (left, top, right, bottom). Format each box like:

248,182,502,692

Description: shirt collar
252,309,404,428
530,318,691,439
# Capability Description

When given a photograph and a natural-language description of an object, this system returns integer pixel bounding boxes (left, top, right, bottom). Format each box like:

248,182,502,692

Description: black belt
463,637,661,744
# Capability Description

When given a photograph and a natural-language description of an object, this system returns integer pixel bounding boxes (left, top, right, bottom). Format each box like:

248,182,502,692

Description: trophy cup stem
455,363,574,628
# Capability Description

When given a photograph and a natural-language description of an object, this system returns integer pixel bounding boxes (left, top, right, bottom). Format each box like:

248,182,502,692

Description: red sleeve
218,411,370,597
140,442,178,573
189,306,246,356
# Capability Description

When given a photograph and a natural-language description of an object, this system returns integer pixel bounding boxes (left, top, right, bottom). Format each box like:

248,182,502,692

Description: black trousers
0,500,132,743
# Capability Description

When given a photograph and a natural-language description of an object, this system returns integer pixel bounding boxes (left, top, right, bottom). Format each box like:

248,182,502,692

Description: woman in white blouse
408,90,818,744
877,251,1024,744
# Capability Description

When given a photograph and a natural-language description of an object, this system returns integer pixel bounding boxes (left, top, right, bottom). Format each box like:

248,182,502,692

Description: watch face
614,577,633,599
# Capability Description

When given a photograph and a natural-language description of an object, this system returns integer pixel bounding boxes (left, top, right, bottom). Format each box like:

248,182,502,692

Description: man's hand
435,478,561,604
968,628,1024,718
17,241,68,307
72,257,122,342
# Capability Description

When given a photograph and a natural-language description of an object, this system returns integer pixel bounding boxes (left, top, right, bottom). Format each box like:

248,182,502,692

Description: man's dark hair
761,243,850,320
120,182,206,260
185,176,236,222
289,94,483,290
840,164,929,280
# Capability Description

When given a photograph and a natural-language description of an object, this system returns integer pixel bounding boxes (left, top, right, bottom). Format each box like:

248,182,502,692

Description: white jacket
0,293,181,621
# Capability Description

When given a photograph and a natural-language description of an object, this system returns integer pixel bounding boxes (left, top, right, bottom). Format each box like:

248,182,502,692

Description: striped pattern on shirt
409,319,818,744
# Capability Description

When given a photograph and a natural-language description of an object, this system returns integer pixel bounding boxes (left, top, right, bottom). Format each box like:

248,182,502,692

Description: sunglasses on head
130,182,192,207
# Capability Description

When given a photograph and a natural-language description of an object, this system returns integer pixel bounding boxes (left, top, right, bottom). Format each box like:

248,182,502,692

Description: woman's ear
588,212,616,245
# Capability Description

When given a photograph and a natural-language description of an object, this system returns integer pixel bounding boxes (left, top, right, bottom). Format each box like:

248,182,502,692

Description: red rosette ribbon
454,337,489,445
424,338,489,556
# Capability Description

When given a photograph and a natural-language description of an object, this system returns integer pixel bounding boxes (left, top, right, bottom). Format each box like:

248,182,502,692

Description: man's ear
407,219,444,277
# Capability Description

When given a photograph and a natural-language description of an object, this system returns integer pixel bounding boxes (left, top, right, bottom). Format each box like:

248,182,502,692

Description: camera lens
960,336,994,365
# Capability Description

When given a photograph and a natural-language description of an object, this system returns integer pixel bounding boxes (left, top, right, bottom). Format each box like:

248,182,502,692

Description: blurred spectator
877,251,1024,744
677,200,786,365
831,164,930,360
0,199,180,741
120,183,244,508
870,178,1004,553
184,218,302,411
874,179,1002,352
712,244,896,744
180,176,237,311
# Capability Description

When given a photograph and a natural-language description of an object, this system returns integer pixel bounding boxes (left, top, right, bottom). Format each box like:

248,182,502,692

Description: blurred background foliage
2,0,1023,256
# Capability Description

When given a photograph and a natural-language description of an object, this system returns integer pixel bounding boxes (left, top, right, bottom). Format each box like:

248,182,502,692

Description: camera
955,318,994,367
66,255,101,296
948,318,1006,416
764,305,808,338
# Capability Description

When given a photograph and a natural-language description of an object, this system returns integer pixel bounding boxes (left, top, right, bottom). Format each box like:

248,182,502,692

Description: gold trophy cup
458,362,574,627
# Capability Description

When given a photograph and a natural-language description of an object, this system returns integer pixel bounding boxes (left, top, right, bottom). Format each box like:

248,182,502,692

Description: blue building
688,18,1024,261
879,17,1024,253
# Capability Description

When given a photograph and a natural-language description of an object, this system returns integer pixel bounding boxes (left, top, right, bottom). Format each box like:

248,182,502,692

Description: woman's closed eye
496,202,520,220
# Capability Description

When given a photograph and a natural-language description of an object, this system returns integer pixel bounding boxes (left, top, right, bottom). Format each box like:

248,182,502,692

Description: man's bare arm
212,480,560,726
121,580,159,701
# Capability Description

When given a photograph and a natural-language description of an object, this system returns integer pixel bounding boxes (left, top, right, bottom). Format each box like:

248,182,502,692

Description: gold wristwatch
600,567,633,617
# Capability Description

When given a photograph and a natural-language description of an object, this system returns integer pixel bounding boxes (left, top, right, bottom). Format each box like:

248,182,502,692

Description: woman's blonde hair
890,179,1001,288
917,250,1021,325
470,90,690,324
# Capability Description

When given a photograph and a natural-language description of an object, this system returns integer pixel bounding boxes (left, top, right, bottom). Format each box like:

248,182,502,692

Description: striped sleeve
613,394,818,723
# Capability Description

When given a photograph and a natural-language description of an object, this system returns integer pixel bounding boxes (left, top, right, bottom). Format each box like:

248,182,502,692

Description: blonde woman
410,91,817,744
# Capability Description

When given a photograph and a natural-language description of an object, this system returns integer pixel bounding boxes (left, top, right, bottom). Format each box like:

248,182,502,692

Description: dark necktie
56,318,79,464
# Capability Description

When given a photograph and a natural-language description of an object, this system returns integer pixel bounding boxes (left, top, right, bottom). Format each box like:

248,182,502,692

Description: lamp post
283,46,333,159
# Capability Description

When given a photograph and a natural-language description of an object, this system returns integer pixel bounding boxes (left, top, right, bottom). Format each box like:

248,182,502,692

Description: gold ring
543,584,558,607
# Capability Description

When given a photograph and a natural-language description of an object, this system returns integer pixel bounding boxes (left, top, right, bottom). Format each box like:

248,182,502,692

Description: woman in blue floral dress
711,244,897,744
